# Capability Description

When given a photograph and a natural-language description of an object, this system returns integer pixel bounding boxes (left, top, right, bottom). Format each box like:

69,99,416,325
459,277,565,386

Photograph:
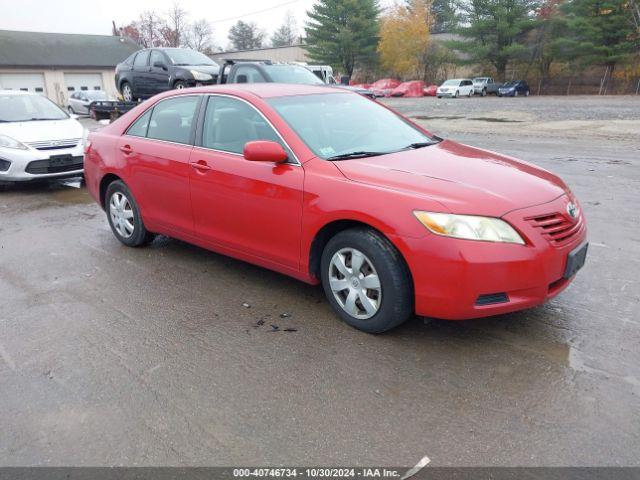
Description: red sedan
84,84,587,333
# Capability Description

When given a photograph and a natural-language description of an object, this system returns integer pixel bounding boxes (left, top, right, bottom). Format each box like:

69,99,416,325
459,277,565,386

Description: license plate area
564,242,588,279
49,154,74,167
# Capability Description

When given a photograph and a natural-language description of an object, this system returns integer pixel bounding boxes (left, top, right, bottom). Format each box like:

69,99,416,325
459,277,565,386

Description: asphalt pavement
0,96,638,466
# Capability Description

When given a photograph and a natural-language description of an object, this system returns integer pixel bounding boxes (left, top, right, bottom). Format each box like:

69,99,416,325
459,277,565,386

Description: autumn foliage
378,1,432,78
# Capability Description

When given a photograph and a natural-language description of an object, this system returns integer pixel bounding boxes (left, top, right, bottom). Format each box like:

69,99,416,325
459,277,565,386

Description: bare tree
186,19,216,53
271,11,298,47
164,2,189,47
133,11,168,48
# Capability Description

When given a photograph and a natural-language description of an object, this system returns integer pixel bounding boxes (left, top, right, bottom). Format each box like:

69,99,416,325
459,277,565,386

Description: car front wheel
105,180,155,247
121,82,134,102
320,228,413,333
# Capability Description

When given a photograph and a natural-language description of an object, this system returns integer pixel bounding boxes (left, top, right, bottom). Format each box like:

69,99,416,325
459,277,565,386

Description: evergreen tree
429,0,458,33
271,12,298,47
228,20,265,51
305,0,380,77
449,0,539,81
553,0,639,73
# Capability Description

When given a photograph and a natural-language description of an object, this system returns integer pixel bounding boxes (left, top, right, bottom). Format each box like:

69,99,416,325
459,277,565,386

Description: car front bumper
0,143,84,182
391,195,588,320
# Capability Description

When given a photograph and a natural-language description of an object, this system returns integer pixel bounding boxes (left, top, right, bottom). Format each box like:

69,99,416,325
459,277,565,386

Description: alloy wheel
328,248,382,320
122,84,132,102
109,192,135,238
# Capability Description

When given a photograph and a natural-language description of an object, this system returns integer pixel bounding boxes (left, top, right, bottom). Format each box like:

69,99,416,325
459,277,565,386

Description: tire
454,90,459,98
121,82,134,102
468,89,473,97
174,81,187,90
481,88,487,97
105,180,155,247
320,228,413,333
67,106,75,114
437,95,442,99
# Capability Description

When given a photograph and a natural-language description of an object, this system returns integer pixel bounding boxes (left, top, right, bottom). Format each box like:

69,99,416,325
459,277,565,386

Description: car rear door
117,95,201,236
132,50,151,97
188,94,304,269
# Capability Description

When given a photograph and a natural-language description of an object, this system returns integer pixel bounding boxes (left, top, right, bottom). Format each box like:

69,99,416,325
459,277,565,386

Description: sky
0,0,324,50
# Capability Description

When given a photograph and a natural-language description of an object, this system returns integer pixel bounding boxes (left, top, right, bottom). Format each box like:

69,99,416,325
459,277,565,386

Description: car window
146,96,199,144
134,51,149,68
150,50,165,68
234,66,266,83
201,96,282,155
126,109,152,137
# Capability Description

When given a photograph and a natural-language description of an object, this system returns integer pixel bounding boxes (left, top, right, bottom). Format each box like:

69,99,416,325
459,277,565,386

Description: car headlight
414,211,525,244
190,70,212,81
0,134,28,150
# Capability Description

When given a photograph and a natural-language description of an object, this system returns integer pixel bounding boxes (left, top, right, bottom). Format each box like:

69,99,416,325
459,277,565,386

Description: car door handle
190,161,211,171
119,145,133,154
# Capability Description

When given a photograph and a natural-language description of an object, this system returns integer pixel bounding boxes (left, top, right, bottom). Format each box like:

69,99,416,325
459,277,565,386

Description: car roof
157,83,348,99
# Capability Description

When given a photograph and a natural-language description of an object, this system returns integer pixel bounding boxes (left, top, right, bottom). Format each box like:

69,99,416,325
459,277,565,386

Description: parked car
437,79,474,98
0,91,85,181
423,84,438,96
498,80,530,97
115,47,219,102
84,84,587,333
218,60,376,99
68,90,112,115
472,77,500,96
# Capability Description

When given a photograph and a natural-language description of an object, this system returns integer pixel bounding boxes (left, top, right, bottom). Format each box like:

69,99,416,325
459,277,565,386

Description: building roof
0,30,140,68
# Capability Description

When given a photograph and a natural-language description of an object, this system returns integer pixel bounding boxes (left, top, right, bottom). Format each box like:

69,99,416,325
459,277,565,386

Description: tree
449,0,539,81
305,0,380,78
163,2,188,47
122,11,168,48
378,1,432,78
271,12,298,47
429,0,458,33
228,20,265,50
553,0,640,74
186,19,216,53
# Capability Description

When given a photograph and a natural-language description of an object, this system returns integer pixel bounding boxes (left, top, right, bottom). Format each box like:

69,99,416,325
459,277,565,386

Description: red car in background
84,84,587,333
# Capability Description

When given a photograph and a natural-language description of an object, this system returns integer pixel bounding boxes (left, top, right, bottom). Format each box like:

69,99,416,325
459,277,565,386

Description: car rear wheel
105,180,155,247
481,88,487,97
67,106,75,114
320,228,413,333
121,82,134,102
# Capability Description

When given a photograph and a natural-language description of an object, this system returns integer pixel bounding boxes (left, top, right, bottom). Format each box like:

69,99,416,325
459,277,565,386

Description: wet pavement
0,97,639,466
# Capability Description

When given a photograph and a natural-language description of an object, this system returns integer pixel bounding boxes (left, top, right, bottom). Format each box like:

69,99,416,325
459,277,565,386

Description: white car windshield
263,65,325,85
268,93,435,160
442,80,459,86
0,94,68,122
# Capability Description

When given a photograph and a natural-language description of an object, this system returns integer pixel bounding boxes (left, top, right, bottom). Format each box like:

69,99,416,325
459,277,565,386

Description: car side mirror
243,141,288,163
153,61,167,70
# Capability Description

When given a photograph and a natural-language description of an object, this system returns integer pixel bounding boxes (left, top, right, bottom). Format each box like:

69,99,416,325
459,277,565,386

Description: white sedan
0,91,86,182
436,79,475,98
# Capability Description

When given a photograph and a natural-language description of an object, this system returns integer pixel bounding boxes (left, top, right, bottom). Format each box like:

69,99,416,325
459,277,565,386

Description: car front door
132,50,151,97
188,95,304,269
117,95,201,236
149,50,170,94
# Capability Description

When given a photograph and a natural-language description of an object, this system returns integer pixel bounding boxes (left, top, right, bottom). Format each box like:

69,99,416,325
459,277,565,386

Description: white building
0,30,140,106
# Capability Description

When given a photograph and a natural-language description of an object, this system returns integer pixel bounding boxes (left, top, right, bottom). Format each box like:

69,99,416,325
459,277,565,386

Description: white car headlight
190,70,212,81
414,211,525,244
0,134,28,150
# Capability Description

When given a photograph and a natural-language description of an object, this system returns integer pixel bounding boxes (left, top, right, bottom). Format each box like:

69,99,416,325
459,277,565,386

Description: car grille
25,156,84,175
525,211,584,247
25,138,80,151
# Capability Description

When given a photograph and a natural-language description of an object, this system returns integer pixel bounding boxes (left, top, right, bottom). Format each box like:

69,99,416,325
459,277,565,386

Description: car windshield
442,80,459,86
0,94,68,122
262,65,325,85
473,78,487,83
503,81,518,87
84,91,108,100
165,48,217,66
268,93,435,160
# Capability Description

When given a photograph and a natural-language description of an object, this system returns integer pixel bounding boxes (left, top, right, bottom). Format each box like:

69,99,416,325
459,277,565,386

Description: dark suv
115,48,219,101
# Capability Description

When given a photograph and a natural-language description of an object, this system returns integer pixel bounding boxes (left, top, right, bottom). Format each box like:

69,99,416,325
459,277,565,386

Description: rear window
146,96,199,144
134,51,149,68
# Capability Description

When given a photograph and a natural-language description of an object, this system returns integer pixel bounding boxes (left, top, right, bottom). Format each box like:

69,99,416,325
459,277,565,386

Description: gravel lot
0,96,638,467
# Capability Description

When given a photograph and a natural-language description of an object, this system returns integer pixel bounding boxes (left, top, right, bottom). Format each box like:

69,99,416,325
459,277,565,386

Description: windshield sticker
320,146,336,157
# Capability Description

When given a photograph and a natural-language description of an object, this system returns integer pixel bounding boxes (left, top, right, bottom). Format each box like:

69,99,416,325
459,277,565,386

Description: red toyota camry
84,84,587,333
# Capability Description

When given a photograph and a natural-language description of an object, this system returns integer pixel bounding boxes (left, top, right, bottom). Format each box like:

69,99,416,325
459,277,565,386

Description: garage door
0,73,46,94
64,73,104,93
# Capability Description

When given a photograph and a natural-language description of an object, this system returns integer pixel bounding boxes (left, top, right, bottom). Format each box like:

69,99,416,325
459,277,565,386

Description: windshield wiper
326,151,385,161
403,141,440,150
27,117,61,121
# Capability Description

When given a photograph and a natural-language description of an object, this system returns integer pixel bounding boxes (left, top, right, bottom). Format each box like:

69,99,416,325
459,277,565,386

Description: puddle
469,117,523,123
412,115,463,121
52,187,92,205
412,115,523,123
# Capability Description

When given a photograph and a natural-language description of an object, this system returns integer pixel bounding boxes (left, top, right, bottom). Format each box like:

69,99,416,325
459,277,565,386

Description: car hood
178,64,220,75
333,140,568,217
0,118,84,143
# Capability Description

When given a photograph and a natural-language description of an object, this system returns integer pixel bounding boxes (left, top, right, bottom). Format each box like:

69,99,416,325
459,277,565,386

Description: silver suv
472,77,500,96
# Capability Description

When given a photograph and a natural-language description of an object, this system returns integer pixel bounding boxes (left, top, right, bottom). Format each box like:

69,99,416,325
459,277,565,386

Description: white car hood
0,118,84,143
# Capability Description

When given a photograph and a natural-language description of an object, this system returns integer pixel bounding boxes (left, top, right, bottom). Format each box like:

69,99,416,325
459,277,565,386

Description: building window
35,87,43,92
80,86,88,91
94,86,101,90
67,86,75,91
